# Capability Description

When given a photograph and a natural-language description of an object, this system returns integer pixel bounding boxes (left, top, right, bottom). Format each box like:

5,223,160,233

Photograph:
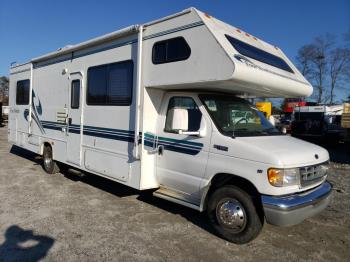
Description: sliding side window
152,37,191,64
16,79,30,105
87,60,133,106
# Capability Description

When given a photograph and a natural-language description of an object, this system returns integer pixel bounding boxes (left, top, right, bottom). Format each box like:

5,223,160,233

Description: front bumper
261,181,332,226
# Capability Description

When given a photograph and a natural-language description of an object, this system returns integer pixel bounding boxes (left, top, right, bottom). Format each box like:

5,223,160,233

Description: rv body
8,8,331,243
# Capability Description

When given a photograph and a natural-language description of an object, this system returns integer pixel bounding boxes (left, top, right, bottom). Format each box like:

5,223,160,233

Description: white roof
295,105,343,115
11,7,313,98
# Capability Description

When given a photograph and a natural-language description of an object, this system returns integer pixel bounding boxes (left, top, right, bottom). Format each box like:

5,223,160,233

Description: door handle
148,145,164,155
158,145,164,155
68,117,72,125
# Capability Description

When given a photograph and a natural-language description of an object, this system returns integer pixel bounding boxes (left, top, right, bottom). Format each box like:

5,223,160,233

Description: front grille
300,163,328,187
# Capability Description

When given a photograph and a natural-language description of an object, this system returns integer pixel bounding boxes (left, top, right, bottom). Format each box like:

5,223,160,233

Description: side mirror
166,108,206,137
179,115,207,137
168,108,189,131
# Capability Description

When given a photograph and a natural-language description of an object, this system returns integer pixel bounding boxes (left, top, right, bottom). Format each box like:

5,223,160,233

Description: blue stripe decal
83,130,134,142
42,124,62,131
40,121,203,155
143,21,204,40
33,21,205,69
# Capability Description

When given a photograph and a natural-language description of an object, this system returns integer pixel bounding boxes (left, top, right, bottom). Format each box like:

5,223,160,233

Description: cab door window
164,97,202,133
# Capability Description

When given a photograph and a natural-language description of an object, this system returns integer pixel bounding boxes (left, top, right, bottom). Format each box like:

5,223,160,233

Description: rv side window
71,80,80,109
225,35,294,73
87,60,133,106
164,97,201,133
152,37,191,64
16,79,30,105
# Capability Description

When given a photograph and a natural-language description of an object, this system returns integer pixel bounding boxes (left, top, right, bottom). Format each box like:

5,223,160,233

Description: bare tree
296,44,316,77
342,31,350,95
344,30,350,47
329,48,350,104
296,34,335,103
295,34,350,104
310,34,334,104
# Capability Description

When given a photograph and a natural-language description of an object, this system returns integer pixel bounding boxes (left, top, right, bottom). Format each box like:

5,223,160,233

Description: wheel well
203,173,262,214
41,142,52,155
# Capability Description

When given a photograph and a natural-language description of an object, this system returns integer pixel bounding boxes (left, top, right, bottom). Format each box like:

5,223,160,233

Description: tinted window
71,80,80,109
152,37,191,64
165,97,201,133
16,79,30,105
225,35,294,73
87,60,133,106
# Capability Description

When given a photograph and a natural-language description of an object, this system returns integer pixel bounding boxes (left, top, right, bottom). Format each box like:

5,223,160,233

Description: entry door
66,74,83,165
156,95,211,200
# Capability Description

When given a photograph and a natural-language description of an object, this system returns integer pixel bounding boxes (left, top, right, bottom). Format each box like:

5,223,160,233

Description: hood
237,135,329,167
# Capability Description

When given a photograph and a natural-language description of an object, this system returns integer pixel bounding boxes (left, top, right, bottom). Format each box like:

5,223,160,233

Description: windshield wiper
231,128,249,138
233,129,272,136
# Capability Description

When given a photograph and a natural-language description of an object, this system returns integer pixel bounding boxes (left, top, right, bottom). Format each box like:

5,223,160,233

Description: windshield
199,95,281,137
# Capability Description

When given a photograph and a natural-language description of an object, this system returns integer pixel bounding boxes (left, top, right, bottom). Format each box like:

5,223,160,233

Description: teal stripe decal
144,132,203,155
40,122,203,155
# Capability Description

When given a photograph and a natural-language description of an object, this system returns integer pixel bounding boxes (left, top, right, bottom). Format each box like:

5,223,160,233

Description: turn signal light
268,169,284,186
268,168,300,187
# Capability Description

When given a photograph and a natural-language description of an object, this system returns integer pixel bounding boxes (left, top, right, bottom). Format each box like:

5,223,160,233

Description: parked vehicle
256,102,272,118
8,7,332,244
291,105,345,143
278,98,307,133
283,98,307,115
341,103,350,142
255,101,276,126
2,105,9,122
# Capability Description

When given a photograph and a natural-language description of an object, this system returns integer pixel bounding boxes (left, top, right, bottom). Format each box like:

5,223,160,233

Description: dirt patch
0,125,349,261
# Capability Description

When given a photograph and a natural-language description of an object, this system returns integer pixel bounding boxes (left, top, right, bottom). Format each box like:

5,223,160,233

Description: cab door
156,94,211,201
66,73,83,165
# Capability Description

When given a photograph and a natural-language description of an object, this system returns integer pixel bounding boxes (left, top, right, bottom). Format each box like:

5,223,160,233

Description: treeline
296,31,350,105
0,76,9,105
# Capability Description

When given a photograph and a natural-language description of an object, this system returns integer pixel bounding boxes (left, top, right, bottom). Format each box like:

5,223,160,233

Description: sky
0,0,349,99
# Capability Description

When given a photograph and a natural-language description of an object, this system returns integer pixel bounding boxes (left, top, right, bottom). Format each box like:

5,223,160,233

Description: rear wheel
42,145,60,174
207,185,263,244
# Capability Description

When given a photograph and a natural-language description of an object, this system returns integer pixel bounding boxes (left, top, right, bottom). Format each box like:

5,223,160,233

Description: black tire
207,185,263,244
42,145,60,174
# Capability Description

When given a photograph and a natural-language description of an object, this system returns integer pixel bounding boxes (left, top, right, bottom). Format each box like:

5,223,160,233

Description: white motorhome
8,8,332,244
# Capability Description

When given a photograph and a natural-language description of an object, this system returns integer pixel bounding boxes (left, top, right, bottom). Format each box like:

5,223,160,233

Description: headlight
318,164,329,177
268,168,300,187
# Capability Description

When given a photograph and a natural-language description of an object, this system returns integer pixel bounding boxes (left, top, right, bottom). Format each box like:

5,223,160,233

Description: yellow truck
255,102,272,118
341,103,350,141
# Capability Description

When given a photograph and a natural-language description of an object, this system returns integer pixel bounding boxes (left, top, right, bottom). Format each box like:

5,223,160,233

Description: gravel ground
0,125,349,261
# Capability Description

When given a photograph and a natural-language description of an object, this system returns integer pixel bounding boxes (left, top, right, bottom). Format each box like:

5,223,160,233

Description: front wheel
42,145,60,174
207,185,263,244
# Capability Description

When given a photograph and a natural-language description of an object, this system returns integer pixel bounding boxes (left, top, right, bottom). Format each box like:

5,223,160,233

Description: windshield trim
198,94,283,138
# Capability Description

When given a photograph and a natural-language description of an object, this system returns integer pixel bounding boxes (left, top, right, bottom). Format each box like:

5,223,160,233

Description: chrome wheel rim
216,198,246,233
43,150,52,170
